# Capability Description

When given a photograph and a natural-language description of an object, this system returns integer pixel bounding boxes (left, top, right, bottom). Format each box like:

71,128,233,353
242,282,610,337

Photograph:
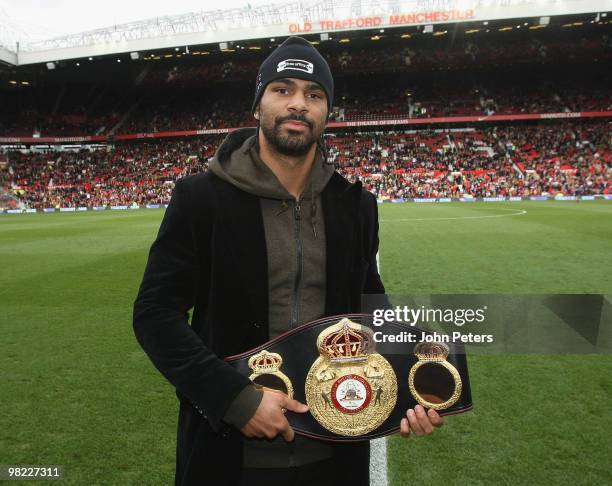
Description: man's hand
240,388,309,442
399,404,444,437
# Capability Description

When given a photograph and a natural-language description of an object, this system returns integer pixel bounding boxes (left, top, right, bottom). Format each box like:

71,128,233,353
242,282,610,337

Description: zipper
291,199,302,328
289,199,305,464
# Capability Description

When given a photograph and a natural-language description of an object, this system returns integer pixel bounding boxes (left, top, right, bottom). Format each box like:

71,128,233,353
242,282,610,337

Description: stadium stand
0,17,610,209
1,121,609,208
0,22,610,136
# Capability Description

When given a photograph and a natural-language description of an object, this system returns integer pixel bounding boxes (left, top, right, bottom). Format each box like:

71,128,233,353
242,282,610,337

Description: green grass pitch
1,201,611,485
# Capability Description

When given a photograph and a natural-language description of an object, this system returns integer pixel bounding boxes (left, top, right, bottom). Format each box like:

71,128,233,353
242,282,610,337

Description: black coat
133,169,385,485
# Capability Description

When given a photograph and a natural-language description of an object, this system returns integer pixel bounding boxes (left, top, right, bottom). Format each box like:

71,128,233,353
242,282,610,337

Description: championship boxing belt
225,314,473,442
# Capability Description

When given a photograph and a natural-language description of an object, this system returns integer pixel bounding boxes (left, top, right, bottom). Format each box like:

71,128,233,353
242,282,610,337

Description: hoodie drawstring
277,199,289,216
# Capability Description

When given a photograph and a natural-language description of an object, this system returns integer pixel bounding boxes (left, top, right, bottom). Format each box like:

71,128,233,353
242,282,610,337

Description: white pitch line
370,437,389,486
370,252,388,486
380,208,527,223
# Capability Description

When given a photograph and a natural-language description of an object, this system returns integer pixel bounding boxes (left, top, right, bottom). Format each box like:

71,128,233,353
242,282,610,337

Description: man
133,36,442,486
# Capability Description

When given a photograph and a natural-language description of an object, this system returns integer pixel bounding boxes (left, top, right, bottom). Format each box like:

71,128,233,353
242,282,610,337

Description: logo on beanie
277,59,314,74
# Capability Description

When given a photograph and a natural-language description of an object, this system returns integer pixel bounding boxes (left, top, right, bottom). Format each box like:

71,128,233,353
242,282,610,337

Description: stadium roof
1,0,610,66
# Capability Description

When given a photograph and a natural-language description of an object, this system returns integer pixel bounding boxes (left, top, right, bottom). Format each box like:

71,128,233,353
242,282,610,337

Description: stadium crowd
1,138,217,209
1,121,609,209
2,81,609,137
115,80,612,134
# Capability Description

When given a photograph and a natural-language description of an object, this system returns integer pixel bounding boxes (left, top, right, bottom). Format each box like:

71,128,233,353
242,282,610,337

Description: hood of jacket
208,127,334,201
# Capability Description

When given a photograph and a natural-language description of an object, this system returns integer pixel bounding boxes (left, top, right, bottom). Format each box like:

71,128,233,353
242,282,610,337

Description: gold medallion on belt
304,318,397,436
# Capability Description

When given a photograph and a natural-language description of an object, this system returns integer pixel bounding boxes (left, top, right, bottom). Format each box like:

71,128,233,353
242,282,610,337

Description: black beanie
251,36,334,115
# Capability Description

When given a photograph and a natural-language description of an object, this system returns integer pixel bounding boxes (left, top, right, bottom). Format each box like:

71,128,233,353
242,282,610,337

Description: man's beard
260,114,320,157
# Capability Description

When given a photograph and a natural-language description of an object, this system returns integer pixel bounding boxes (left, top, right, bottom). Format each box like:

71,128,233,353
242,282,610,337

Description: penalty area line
380,208,527,223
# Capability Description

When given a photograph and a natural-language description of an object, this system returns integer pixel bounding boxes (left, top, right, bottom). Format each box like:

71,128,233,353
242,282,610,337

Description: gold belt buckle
304,318,398,436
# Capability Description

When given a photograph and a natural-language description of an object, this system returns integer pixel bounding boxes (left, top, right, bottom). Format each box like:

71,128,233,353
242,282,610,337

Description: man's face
256,77,328,157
